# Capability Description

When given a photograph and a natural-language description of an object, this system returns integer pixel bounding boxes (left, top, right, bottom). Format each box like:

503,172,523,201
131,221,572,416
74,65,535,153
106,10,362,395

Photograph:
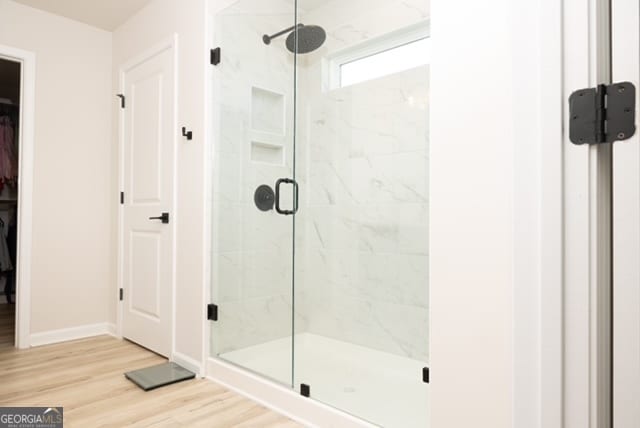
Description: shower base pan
215,333,428,428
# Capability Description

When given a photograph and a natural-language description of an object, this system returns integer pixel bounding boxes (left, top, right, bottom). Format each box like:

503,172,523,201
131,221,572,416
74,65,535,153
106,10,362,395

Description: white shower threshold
207,333,429,428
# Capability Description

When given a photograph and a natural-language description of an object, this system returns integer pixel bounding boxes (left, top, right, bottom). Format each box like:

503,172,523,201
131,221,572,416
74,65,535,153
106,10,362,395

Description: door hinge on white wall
210,48,221,66
569,82,636,145
119,288,124,301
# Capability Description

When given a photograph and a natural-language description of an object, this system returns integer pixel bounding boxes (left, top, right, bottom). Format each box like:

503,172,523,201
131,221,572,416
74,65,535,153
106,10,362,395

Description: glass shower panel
293,0,430,426
210,0,297,387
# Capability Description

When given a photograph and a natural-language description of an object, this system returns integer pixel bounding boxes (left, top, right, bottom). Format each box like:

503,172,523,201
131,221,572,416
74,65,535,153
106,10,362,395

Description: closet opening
0,57,20,348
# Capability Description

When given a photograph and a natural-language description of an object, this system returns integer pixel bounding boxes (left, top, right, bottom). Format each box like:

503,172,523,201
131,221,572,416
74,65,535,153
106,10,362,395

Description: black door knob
149,212,170,224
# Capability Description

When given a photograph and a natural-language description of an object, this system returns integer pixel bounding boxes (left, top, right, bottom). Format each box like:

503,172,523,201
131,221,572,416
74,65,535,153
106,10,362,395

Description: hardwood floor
0,305,300,427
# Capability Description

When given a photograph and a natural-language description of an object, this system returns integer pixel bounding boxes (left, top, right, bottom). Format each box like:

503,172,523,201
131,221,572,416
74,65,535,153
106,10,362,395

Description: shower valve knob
254,185,275,212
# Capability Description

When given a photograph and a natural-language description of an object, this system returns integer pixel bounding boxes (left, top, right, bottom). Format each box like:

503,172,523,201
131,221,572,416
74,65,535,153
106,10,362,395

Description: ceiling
13,0,153,31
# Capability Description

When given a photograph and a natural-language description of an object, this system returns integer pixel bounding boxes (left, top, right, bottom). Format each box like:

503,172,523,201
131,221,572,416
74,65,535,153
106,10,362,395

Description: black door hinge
569,82,636,145
116,94,125,109
119,288,124,301
120,192,124,205
423,367,429,383
211,47,221,66
300,383,310,397
207,304,218,321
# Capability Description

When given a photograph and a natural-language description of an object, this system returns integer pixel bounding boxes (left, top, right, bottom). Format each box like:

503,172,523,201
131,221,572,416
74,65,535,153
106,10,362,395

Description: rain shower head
263,24,326,54
286,25,326,54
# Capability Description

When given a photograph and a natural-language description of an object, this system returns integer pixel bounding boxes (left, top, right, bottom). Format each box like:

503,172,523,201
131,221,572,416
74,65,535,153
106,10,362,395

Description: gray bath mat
125,362,195,391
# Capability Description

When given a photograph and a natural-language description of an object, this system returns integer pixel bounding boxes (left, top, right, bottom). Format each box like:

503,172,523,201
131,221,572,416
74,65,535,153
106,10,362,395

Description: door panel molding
128,230,162,320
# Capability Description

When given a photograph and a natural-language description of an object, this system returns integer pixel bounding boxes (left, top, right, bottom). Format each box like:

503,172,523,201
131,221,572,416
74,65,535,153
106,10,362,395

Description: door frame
538,0,615,426
116,34,179,358
562,0,613,426
612,0,640,425
0,44,35,350
534,0,615,426
438,0,611,426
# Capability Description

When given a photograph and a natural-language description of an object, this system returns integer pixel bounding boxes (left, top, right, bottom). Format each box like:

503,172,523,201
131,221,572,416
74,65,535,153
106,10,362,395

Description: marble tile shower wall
212,3,306,354
296,0,429,361
297,69,429,361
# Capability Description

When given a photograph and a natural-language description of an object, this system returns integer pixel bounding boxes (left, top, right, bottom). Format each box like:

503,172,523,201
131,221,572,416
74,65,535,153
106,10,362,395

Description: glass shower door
292,0,430,426
211,0,430,424
210,0,297,387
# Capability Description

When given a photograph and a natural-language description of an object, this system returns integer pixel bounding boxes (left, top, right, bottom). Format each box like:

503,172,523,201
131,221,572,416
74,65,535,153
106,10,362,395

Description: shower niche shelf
250,141,284,166
251,86,285,135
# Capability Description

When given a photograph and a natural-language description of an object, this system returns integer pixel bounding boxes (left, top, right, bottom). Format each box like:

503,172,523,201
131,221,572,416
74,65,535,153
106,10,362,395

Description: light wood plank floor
0,305,300,428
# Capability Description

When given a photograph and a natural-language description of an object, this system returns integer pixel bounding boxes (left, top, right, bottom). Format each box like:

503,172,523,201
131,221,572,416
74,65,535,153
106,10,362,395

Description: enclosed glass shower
211,0,429,426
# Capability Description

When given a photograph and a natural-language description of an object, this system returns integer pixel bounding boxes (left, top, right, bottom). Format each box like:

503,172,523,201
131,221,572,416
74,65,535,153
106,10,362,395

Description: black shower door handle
275,178,299,215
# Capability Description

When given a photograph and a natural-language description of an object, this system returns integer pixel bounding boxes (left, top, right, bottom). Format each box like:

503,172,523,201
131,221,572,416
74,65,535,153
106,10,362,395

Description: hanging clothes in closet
0,218,13,273
0,214,15,305
0,109,19,191
0,101,18,304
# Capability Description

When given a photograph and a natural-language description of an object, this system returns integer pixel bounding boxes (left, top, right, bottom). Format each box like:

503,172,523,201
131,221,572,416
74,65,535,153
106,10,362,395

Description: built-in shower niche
250,86,286,166
251,86,285,135
250,141,284,165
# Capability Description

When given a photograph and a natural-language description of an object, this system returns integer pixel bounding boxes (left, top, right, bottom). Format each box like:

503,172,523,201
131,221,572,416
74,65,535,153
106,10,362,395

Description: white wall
430,0,515,426
0,0,113,334
112,0,209,367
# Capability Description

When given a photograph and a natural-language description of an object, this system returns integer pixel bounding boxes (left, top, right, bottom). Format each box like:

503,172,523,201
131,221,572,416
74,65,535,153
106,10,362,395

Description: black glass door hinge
207,304,218,321
569,82,636,145
120,192,124,205
211,47,221,66
423,367,429,383
119,288,124,301
300,384,310,397
116,94,125,109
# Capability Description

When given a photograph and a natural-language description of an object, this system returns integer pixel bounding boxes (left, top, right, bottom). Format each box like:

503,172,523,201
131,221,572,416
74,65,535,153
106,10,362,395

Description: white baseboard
172,351,203,377
206,358,373,428
30,323,112,347
106,323,118,338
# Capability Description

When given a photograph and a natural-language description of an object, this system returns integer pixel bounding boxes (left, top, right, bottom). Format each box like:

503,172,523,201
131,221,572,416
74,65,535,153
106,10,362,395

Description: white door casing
120,38,177,357
612,0,640,426
0,44,35,350
560,0,614,426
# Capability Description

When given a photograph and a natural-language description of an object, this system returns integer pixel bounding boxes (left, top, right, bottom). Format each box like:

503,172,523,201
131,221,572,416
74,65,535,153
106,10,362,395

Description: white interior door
613,0,640,426
121,43,175,357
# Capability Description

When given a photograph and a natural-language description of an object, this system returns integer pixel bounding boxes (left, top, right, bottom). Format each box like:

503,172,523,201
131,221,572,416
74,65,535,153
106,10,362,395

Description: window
325,21,430,89
340,38,431,87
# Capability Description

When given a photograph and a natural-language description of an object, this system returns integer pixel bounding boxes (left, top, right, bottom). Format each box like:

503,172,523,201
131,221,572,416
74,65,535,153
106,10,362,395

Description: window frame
324,20,430,90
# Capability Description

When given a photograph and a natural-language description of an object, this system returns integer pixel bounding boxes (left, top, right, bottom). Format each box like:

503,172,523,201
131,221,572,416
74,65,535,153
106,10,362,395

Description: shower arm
263,24,304,45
